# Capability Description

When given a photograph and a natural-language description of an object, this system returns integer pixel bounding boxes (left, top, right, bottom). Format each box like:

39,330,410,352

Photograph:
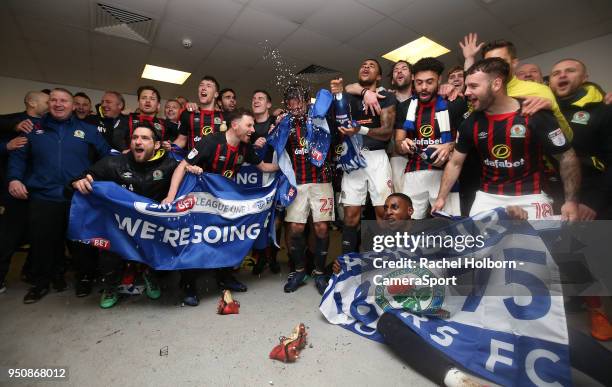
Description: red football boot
590,310,612,341
269,323,308,362
217,290,240,315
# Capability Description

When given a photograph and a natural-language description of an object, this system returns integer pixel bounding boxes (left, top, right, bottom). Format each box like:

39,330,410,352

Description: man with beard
388,61,414,192
114,86,178,152
460,33,572,139
71,122,178,308
433,58,580,221
164,108,278,306
549,58,612,341
217,88,237,113
330,59,396,255
395,57,467,219
280,86,335,294
548,58,612,220
345,61,412,193
174,76,225,150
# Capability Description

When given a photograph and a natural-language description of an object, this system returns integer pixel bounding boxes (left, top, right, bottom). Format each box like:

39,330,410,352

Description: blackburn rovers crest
374,267,445,315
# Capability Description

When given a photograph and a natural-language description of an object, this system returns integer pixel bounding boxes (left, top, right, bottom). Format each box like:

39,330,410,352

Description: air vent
93,3,156,44
296,64,341,84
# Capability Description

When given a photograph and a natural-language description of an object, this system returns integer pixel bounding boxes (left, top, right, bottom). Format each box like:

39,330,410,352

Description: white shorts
285,183,335,223
469,191,554,220
390,156,408,193
341,149,393,206
402,169,460,219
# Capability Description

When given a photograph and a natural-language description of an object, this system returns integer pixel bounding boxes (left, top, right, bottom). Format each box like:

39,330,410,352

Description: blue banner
68,173,277,270
306,89,333,167
266,115,297,207
236,163,264,187
319,209,571,387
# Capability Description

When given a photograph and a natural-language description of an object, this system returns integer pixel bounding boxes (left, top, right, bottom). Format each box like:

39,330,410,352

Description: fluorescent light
141,64,191,85
382,36,450,64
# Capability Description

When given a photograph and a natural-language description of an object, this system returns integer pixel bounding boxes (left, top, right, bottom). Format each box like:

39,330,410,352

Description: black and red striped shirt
114,113,178,151
185,132,260,180
178,109,224,149
455,107,571,196
285,117,331,185
396,97,467,172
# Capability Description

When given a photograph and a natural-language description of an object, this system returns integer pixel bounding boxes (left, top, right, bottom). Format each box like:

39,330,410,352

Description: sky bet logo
89,238,111,250
133,195,196,217
311,149,323,162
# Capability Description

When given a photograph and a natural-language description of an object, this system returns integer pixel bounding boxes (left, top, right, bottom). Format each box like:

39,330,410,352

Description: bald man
1,91,48,134
0,91,49,293
549,58,612,341
549,58,611,220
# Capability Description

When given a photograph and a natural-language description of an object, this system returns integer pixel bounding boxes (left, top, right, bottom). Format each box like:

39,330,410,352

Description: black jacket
80,149,179,202
558,84,612,213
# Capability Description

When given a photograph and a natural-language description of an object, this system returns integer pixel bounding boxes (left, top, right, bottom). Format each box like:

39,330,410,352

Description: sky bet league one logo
133,195,196,217
311,149,323,162
88,237,111,250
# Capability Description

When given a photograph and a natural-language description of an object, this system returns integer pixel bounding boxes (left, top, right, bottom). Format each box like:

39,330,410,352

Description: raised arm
162,159,188,204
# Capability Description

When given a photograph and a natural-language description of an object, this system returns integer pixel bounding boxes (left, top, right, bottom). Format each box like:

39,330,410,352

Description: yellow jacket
507,76,573,141
567,82,604,108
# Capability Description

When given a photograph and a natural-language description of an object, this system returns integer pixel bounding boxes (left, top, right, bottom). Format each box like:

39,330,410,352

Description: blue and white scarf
403,96,453,144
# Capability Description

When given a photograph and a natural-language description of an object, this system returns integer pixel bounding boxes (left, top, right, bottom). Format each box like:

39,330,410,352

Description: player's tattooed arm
554,148,581,202
366,104,396,142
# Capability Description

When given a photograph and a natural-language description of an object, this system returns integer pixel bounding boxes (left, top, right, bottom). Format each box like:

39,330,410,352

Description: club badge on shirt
571,111,589,125
510,124,526,138
73,129,85,139
152,170,163,181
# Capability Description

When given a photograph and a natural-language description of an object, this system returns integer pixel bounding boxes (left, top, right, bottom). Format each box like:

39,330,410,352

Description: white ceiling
1,0,611,107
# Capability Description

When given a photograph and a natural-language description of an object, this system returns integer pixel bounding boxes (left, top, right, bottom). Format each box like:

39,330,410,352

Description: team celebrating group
0,33,610,340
